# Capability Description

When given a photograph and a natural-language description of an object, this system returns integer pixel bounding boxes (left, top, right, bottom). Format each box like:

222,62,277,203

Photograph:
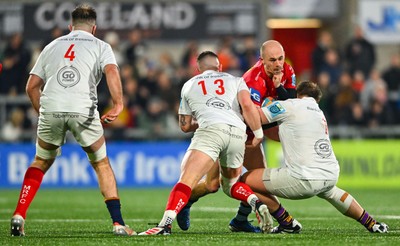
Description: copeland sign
359,0,400,44
32,2,195,31
22,2,259,40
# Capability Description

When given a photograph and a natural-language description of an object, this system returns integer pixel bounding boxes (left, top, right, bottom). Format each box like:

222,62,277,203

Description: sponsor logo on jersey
57,65,80,88
314,139,332,158
267,102,285,117
291,74,296,86
249,88,261,103
206,97,231,110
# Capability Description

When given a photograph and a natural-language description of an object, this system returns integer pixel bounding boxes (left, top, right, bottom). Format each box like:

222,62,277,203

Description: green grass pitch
1,188,399,245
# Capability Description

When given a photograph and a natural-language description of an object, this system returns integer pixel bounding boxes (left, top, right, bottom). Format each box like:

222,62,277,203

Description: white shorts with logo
37,112,103,147
262,168,337,199
188,124,246,169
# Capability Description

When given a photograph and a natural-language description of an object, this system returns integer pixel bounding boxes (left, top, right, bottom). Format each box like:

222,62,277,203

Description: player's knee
221,175,239,197
36,143,61,160
319,186,353,214
206,179,220,193
86,143,107,162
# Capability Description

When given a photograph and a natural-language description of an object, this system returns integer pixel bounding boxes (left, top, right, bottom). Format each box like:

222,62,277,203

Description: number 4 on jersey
64,44,76,61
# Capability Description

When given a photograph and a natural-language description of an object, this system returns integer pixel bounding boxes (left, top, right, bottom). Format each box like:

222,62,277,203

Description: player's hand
246,137,263,148
101,103,123,124
272,72,283,88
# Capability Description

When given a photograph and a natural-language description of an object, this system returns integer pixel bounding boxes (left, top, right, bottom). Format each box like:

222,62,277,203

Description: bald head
197,51,221,72
260,40,284,59
260,40,285,76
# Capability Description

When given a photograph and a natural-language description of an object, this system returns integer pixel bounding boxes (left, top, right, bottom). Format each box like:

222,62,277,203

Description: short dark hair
71,4,96,26
197,51,218,63
296,80,322,102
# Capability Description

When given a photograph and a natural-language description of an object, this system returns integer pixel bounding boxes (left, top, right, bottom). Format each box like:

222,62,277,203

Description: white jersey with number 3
30,30,117,116
261,97,339,180
179,70,249,131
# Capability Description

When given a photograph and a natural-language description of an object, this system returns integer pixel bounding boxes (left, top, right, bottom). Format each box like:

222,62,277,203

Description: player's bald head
260,40,284,59
197,51,221,72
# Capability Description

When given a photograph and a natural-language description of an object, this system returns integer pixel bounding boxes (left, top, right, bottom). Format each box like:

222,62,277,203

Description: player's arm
257,107,269,125
179,114,198,133
102,64,123,124
276,64,297,100
276,86,296,100
26,74,44,114
238,89,263,147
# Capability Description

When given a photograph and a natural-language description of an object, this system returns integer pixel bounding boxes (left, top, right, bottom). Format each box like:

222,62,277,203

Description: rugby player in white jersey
10,4,136,236
242,80,388,233
139,51,273,235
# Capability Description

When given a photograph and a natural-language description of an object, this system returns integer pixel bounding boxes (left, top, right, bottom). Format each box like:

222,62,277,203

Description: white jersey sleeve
178,83,192,116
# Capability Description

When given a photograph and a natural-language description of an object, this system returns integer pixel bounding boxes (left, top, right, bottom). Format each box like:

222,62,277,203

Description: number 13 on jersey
198,79,225,95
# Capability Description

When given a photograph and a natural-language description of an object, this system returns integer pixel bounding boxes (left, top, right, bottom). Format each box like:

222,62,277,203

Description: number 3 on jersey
64,44,76,61
198,79,225,95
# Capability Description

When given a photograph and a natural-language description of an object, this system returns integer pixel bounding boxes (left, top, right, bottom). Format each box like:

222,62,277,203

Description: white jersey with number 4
179,70,249,131
261,97,339,180
30,30,117,117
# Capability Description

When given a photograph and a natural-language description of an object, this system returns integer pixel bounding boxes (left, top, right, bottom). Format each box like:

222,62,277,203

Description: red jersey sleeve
283,63,296,89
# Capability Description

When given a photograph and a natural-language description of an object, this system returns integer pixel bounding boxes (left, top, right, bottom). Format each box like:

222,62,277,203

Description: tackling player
244,80,388,233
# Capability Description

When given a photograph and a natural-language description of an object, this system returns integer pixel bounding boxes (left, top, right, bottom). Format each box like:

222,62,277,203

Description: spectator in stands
0,107,25,142
158,52,177,79
349,102,367,126
155,70,179,112
345,26,376,78
136,97,168,138
125,29,147,77
312,30,335,78
320,48,343,84
0,33,32,94
180,40,199,77
236,36,259,72
104,31,124,65
382,54,400,123
360,69,386,111
365,82,394,127
352,70,365,94
332,72,358,125
316,71,334,123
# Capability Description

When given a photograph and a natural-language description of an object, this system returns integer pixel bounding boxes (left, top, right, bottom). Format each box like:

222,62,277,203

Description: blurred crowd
0,27,400,142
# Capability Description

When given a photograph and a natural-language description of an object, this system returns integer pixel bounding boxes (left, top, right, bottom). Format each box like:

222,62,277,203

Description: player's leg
139,149,215,235
220,166,273,233
11,112,64,237
11,138,58,237
83,135,135,236
177,160,220,230
70,114,135,236
229,143,266,232
241,168,301,234
318,186,388,233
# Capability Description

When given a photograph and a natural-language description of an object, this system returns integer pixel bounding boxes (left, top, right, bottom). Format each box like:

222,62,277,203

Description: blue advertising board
0,142,190,188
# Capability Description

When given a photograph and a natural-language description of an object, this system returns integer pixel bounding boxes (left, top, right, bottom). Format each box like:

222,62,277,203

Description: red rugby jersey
243,59,296,106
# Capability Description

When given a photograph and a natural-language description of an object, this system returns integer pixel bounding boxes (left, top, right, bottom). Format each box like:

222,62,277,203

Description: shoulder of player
283,62,295,74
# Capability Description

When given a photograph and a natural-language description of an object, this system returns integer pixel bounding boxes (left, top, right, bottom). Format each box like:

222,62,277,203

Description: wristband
253,128,263,139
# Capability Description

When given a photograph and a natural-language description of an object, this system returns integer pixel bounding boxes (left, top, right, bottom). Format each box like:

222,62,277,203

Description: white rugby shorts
262,167,337,199
37,112,103,147
188,124,246,169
